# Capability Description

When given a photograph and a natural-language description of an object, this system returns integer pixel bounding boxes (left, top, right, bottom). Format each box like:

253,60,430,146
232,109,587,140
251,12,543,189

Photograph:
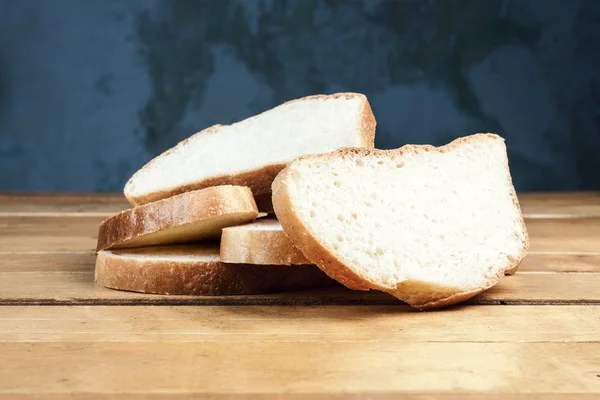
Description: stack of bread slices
95,93,529,309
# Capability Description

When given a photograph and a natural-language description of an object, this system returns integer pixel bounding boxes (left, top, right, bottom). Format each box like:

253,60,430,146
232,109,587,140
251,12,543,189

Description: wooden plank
0,216,104,252
518,192,600,218
3,394,600,400
518,253,600,272
0,269,598,305
0,193,124,201
1,305,599,343
0,342,598,394
526,218,600,253
2,215,600,253
0,193,128,216
0,253,95,272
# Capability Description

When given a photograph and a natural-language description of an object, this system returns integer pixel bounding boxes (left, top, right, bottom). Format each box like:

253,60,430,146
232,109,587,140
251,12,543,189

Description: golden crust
96,185,258,251
95,245,334,295
124,93,376,206
220,219,310,265
272,133,529,309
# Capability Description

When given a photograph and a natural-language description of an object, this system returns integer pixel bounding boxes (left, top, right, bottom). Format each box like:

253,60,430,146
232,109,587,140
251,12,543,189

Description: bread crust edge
97,185,258,251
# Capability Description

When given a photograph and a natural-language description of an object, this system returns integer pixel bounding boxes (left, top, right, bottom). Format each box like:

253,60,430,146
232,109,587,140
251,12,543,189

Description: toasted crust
272,133,530,309
124,93,376,206
96,185,258,251
95,245,334,295
220,219,310,265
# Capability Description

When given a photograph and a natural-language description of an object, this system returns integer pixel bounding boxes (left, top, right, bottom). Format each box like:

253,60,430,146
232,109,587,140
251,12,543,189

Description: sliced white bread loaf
95,245,333,295
124,93,376,206
272,134,529,309
221,218,310,265
97,185,258,251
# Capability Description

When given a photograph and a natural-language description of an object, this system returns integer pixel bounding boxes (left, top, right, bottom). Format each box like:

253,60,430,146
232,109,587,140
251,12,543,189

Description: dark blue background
1,0,599,192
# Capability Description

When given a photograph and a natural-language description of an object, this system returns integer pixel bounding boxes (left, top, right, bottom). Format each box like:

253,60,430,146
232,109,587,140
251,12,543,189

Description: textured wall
0,0,599,192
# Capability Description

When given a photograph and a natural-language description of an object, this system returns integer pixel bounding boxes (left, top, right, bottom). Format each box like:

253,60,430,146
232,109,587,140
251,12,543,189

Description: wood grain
2,215,600,253
526,218,600,253
0,216,104,252
1,342,598,394
0,193,599,398
1,305,599,343
3,394,599,400
518,253,600,272
518,192,600,218
0,253,96,272
1,269,598,305
0,193,128,216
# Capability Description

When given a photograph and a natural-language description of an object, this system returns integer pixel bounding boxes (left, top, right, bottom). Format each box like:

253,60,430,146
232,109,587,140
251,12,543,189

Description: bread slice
272,133,529,309
124,93,376,206
95,245,333,295
97,185,258,251
221,218,310,265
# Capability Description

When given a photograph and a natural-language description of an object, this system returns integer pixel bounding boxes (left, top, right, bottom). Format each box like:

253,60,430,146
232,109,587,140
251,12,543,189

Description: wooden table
1,192,599,399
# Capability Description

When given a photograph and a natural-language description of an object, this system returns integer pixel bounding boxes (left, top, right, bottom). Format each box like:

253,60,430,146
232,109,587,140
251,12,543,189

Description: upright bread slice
124,93,376,206
221,218,310,265
97,185,258,250
95,245,333,295
272,134,529,309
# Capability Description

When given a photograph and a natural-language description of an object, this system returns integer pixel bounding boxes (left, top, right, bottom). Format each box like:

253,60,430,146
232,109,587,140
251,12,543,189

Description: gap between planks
0,305,599,343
